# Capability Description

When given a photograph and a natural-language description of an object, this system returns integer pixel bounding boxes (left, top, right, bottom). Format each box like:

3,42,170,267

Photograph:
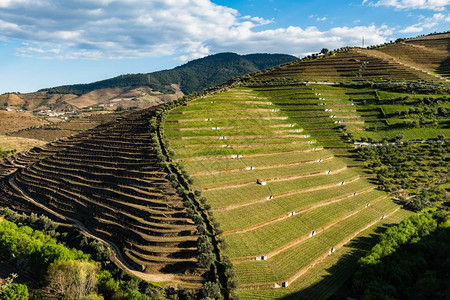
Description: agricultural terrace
164,87,409,299
0,108,205,288
251,47,445,84
252,84,450,142
372,36,450,80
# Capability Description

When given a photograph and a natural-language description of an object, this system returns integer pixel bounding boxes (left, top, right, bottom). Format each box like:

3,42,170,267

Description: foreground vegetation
350,210,450,300
0,212,222,300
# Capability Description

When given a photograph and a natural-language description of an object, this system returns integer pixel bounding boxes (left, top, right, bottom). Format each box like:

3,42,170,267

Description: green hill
160,33,449,299
40,53,298,95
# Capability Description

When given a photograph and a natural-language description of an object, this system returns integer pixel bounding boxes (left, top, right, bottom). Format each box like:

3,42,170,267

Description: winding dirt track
9,168,175,284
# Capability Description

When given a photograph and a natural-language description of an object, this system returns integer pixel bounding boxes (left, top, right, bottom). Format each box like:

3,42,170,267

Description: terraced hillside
360,34,450,81
164,87,412,299
0,108,205,287
252,35,450,85
1,32,447,299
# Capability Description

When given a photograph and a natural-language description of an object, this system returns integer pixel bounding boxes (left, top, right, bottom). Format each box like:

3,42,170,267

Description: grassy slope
164,35,449,298
164,87,408,298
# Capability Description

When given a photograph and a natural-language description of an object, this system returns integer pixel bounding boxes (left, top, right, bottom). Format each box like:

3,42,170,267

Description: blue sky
0,0,449,94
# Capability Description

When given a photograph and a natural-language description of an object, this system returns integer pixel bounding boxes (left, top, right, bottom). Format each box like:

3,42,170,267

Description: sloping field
164,87,410,298
0,110,47,135
0,135,46,153
253,46,446,84
0,108,204,287
373,39,450,80
406,34,450,78
10,112,116,142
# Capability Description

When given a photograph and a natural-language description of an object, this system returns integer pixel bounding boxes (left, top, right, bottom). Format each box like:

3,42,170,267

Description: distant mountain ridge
40,53,298,95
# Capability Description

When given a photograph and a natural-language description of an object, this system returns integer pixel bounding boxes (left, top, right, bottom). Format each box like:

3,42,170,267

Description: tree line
351,210,450,300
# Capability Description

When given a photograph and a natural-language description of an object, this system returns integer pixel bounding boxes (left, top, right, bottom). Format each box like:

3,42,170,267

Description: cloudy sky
0,0,449,93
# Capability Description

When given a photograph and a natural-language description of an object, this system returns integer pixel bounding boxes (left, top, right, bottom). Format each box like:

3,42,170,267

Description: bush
47,260,98,300
125,290,150,300
0,283,28,300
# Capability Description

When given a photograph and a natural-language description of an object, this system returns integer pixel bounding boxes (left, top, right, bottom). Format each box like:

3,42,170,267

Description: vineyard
162,34,449,298
164,87,411,299
0,108,206,288
0,33,448,299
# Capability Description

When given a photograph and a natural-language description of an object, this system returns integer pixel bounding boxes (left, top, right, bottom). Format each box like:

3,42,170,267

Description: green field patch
193,158,346,189
171,142,315,159
165,118,291,129
179,102,273,111
225,190,388,259
184,150,331,174
166,109,280,121
352,127,449,140
215,181,377,232
233,198,398,285
203,168,361,209
235,208,411,300
166,127,293,138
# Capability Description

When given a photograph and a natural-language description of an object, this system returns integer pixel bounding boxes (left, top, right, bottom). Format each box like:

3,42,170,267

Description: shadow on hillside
435,39,450,78
279,224,396,300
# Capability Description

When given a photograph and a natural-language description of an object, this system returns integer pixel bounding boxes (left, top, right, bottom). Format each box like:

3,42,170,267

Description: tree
47,260,97,300
125,290,150,300
201,282,220,299
320,48,329,55
97,270,120,299
198,251,214,268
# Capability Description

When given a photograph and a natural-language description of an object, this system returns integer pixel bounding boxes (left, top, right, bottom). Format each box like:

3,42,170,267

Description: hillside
0,33,448,299
382,33,450,79
41,53,298,96
0,108,206,287
250,34,449,85
160,33,449,299
0,53,296,113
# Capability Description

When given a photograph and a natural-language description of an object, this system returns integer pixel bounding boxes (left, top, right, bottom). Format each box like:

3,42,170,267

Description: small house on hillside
257,178,267,185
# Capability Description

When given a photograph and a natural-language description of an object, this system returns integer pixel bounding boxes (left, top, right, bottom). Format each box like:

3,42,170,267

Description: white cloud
399,25,424,32
398,12,449,33
208,25,392,57
363,0,450,11
316,16,327,21
0,0,394,60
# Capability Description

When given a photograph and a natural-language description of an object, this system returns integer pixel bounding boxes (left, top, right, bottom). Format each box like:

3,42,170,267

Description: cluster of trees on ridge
40,53,297,96
0,148,15,159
